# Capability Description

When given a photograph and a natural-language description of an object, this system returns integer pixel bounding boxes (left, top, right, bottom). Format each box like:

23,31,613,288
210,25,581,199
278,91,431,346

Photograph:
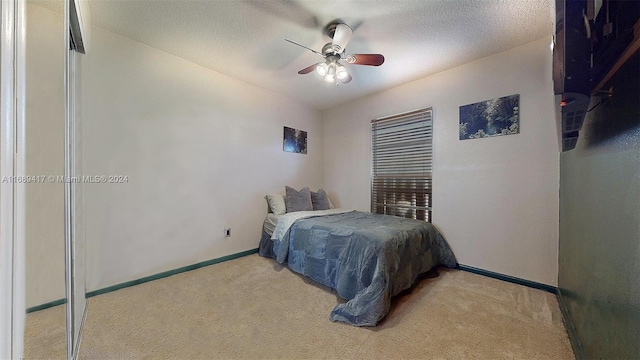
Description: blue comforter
273,211,457,326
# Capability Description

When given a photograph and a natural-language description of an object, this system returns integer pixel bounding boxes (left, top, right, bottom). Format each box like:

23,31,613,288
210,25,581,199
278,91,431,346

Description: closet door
64,0,89,358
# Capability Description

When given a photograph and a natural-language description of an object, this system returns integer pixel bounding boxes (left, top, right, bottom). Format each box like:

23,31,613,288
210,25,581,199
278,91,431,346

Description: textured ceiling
32,0,553,110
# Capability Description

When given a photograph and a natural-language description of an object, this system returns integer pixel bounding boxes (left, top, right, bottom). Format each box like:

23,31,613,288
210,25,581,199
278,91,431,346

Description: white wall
83,26,324,291
25,4,558,304
324,38,559,286
25,4,65,307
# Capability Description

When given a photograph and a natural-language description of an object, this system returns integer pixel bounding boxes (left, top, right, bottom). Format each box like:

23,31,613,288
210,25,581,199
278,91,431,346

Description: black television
554,0,639,151
554,0,591,151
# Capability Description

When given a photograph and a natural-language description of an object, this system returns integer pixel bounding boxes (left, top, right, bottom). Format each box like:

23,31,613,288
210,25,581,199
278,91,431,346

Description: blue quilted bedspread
272,211,457,326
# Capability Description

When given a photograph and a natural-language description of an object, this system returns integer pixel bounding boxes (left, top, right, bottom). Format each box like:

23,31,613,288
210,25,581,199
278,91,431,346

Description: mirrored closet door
22,0,89,358
64,0,89,358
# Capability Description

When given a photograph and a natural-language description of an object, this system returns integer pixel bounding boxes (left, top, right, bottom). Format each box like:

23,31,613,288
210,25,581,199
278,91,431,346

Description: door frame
0,0,26,358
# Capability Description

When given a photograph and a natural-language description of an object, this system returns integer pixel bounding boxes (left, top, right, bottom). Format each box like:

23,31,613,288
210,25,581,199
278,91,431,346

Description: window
371,107,433,222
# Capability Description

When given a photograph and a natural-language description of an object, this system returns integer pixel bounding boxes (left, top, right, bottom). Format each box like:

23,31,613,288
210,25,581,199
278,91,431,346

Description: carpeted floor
25,254,574,359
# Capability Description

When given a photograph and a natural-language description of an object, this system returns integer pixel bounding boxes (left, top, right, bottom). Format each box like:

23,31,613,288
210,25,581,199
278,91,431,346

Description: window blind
371,107,433,222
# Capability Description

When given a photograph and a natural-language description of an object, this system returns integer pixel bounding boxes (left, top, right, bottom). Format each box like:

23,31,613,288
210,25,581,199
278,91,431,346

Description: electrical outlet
224,228,231,237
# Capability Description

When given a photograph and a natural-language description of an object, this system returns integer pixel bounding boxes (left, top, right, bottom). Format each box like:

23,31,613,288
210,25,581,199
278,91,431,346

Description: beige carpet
25,254,574,359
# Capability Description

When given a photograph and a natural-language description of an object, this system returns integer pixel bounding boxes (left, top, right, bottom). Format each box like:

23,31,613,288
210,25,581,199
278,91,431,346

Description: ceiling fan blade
285,39,324,57
298,63,322,75
346,54,385,66
332,24,352,53
338,73,352,84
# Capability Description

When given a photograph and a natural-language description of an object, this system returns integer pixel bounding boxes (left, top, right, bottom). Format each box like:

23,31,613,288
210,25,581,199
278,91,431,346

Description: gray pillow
285,186,313,212
311,189,331,210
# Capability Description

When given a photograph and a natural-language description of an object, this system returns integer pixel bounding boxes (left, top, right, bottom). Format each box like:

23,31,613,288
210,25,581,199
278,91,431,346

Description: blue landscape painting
459,94,519,140
283,126,307,154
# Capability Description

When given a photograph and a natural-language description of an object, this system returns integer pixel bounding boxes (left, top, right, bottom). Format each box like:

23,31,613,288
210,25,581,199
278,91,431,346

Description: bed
259,207,457,326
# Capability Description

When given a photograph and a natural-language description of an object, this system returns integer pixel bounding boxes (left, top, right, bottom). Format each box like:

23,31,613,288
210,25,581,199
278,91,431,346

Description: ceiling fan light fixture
316,63,328,76
336,64,348,80
326,60,336,74
328,61,336,74
325,62,336,83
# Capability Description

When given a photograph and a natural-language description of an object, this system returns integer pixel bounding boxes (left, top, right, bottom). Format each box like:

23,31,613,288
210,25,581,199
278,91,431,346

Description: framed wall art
459,94,520,140
283,126,307,154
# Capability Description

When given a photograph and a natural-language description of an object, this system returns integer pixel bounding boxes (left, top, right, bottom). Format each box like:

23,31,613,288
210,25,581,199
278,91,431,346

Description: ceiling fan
285,21,385,85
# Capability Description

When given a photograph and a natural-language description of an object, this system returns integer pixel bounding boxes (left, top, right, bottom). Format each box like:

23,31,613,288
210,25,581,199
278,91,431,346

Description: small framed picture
283,126,307,154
